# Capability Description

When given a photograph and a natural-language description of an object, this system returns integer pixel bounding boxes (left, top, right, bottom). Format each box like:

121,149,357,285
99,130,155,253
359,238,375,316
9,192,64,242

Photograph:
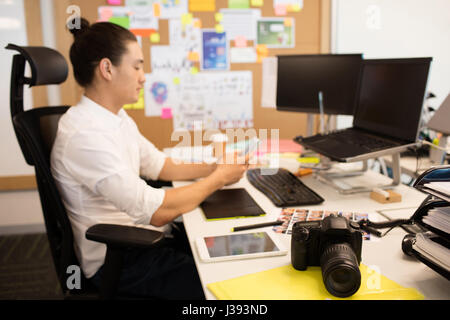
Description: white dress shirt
51,95,168,278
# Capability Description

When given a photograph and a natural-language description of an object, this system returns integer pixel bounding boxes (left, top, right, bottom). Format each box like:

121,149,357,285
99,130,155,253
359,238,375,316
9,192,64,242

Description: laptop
295,57,432,162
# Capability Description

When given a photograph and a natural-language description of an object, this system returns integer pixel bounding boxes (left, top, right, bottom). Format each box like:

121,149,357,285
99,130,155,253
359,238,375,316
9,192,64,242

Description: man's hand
214,151,249,186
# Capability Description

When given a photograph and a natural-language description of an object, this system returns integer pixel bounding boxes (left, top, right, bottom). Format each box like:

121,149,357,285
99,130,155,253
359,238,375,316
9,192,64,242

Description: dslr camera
291,215,363,297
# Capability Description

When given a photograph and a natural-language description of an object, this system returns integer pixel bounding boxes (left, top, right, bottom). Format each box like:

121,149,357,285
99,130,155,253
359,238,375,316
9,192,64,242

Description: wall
332,0,450,129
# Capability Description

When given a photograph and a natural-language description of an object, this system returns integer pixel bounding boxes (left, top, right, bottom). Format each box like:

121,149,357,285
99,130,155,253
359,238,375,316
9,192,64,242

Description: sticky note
193,19,202,29
256,44,268,54
109,16,130,29
181,13,193,25
173,77,180,85
234,35,247,48
288,4,302,12
161,107,173,119
150,32,160,43
284,17,293,27
274,4,287,16
189,0,215,11
153,3,161,17
215,13,223,22
215,24,224,33
190,66,199,75
229,0,250,9
187,51,200,61
251,0,263,6
99,7,113,21
107,0,121,5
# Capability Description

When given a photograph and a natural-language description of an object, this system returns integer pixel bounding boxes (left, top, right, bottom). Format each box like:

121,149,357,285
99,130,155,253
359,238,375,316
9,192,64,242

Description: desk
174,166,450,300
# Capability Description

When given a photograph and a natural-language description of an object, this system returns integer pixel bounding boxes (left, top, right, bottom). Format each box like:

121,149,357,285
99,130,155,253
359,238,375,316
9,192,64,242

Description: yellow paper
297,157,320,164
251,0,263,6
123,89,144,110
189,0,215,12
181,13,193,25
215,13,223,22
207,264,424,300
190,66,199,75
215,24,224,33
150,32,160,43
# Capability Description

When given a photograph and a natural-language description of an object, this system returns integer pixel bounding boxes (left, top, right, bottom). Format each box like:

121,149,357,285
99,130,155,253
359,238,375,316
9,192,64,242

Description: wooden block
370,189,402,204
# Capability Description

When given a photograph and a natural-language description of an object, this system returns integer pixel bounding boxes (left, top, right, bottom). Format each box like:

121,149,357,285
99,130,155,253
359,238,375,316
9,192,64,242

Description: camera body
291,215,363,297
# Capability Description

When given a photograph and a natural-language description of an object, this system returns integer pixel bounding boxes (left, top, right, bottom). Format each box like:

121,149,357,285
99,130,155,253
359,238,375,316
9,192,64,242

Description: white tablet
195,231,287,263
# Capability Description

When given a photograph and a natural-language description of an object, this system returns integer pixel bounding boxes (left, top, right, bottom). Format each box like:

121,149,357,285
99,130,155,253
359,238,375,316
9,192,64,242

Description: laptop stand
313,152,401,194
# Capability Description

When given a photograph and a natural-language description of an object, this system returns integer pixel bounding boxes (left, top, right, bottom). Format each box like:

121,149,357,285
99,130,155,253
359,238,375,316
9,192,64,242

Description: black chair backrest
6,44,93,296
12,107,84,293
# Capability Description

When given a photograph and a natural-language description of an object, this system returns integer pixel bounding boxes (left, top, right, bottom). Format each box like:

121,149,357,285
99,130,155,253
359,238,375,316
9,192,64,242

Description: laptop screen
276,54,362,115
354,58,432,143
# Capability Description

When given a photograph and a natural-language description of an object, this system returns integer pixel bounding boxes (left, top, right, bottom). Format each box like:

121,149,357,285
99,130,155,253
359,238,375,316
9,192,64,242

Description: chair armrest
86,224,164,249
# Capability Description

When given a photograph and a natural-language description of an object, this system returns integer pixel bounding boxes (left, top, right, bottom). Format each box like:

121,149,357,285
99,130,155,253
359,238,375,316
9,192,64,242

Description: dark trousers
90,222,205,300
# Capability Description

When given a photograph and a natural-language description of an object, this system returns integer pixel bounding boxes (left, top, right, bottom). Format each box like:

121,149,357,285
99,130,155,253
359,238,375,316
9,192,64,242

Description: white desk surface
174,165,450,300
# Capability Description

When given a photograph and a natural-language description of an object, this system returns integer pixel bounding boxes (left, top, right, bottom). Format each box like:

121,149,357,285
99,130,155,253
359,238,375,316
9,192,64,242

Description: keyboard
330,130,398,151
246,168,324,207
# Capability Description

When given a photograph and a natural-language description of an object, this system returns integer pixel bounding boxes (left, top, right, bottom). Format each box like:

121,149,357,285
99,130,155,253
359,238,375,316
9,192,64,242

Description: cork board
53,0,330,150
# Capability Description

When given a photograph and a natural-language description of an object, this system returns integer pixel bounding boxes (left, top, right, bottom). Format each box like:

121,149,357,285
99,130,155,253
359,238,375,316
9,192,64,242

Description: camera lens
320,243,361,298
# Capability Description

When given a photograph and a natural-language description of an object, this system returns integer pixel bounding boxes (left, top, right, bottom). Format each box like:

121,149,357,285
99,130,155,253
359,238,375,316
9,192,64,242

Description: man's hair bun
68,17,90,38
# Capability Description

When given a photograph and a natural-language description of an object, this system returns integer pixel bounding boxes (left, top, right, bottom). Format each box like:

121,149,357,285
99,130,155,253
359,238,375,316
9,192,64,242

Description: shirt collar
78,95,124,128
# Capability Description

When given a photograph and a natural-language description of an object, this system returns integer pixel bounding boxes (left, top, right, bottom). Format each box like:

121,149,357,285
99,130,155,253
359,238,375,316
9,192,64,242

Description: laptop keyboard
247,168,324,207
330,130,398,151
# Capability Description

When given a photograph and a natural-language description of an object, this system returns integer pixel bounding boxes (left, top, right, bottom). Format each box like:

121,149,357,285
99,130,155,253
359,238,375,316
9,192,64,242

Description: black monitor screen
276,54,362,115
354,58,432,143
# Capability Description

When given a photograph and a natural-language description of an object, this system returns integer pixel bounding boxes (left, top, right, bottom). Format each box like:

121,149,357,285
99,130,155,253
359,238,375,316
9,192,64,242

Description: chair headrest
5,43,68,86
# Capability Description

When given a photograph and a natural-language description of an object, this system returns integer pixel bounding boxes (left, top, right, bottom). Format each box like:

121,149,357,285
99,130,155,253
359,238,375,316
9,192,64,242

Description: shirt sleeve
137,132,167,181
62,131,165,224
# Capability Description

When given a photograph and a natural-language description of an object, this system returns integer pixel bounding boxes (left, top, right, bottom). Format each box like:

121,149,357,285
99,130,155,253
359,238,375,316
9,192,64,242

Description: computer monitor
276,54,363,115
354,57,432,143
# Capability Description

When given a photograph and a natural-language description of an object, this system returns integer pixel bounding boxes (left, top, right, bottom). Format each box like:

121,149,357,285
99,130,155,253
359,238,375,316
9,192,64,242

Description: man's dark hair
68,17,137,87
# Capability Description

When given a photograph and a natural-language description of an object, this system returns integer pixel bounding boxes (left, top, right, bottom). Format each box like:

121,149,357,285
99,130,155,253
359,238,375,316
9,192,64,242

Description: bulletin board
53,0,331,150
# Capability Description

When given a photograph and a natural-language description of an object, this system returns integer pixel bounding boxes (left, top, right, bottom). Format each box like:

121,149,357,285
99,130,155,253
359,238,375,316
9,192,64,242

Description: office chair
6,44,165,300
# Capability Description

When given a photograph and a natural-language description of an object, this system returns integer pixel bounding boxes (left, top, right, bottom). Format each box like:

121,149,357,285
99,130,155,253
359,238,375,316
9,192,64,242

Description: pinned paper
215,24,224,33
215,13,224,22
251,0,264,6
229,0,250,9
193,19,202,28
123,89,144,110
234,35,247,47
275,4,288,16
107,0,121,5
288,4,302,12
256,44,268,63
153,2,161,17
187,51,200,62
190,66,199,74
99,7,113,21
150,32,160,43
189,0,215,12
181,13,193,25
161,107,173,119
284,17,293,27
109,16,130,29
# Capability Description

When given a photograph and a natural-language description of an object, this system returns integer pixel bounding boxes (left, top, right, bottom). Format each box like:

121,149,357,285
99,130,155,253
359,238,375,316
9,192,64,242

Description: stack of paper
423,207,450,234
423,182,450,202
413,232,450,272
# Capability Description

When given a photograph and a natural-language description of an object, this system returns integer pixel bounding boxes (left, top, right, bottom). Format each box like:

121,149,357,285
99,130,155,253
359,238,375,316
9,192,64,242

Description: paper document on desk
423,182,450,201
207,264,424,300
413,233,450,272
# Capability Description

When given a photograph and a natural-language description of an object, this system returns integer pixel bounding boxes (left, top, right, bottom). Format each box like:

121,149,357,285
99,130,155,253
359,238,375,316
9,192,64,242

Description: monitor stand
314,153,401,194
